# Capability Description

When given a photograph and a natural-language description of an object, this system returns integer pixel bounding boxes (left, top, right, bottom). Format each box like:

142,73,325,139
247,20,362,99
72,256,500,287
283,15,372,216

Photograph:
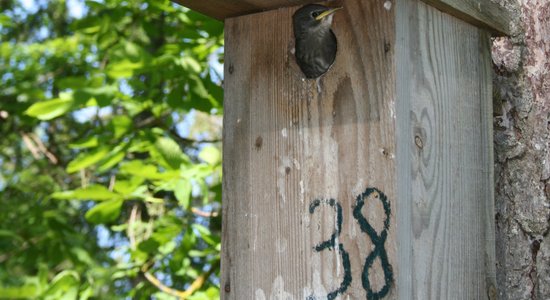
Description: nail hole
255,136,263,149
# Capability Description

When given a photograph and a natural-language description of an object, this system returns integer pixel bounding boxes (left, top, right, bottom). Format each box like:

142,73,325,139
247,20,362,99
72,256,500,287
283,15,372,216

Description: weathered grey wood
171,0,511,35
480,30,497,300
396,0,496,298
419,0,512,35
221,1,397,298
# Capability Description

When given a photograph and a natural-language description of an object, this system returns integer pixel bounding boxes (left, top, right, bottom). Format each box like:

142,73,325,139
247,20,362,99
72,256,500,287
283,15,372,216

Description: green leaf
192,223,219,246
106,59,143,79
151,224,181,245
205,79,223,111
154,137,188,169
42,271,79,300
70,247,94,265
51,184,121,201
0,229,24,243
98,30,118,50
69,136,99,149
110,115,132,139
120,160,163,179
25,97,74,120
174,179,192,209
158,240,177,255
66,147,110,173
189,75,208,99
96,143,128,173
96,151,125,173
188,249,207,257
198,146,221,165
0,14,13,27
73,17,102,34
0,283,40,298
179,56,201,73
187,287,220,300
56,76,88,89
138,238,160,254
85,199,124,224
74,85,117,107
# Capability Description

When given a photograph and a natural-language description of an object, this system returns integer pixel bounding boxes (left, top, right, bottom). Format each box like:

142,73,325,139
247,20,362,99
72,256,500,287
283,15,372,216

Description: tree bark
491,0,550,299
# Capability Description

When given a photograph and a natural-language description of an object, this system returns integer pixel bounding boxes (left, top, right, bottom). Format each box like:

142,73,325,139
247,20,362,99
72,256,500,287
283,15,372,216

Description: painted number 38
308,187,393,300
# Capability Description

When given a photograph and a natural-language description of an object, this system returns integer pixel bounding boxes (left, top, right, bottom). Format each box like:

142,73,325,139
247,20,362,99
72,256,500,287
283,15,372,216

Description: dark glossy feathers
293,4,338,79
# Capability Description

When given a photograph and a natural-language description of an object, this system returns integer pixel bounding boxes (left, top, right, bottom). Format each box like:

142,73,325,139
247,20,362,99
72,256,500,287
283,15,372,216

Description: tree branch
141,260,219,299
191,207,219,218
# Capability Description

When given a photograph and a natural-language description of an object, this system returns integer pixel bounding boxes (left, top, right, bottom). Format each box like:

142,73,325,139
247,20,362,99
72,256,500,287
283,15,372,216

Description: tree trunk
491,0,550,299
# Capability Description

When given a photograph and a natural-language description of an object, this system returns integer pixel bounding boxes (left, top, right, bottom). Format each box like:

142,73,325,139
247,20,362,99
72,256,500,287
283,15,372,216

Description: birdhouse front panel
221,1,397,298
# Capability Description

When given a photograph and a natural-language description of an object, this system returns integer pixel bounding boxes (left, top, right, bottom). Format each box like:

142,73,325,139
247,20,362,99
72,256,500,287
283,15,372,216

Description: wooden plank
419,0,512,35
480,29,497,300
172,0,511,35
395,0,496,298
171,0,314,20
221,0,396,298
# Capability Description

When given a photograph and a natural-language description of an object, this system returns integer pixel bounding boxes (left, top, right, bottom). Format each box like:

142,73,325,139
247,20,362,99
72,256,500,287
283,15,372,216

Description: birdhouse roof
172,0,511,35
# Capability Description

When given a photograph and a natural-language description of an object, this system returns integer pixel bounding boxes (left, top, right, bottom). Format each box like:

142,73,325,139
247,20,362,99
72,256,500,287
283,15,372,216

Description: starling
293,4,342,79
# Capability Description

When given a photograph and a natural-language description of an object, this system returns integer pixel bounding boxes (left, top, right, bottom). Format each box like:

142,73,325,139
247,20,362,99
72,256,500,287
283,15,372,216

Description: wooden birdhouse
173,0,511,298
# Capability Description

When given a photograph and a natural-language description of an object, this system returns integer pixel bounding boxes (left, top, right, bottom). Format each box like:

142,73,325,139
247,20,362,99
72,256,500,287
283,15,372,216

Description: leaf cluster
0,0,223,298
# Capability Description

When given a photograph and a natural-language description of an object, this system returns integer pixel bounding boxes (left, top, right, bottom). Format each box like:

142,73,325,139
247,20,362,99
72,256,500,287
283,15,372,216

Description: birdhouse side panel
396,0,496,298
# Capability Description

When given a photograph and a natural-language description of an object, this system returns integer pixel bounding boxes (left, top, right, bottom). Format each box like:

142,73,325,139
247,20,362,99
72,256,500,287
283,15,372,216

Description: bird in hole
293,4,342,79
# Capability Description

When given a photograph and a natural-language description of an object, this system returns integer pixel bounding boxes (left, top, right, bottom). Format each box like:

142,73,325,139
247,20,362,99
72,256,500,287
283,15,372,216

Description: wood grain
172,0,511,35
396,0,496,298
221,0,396,298
420,0,511,35
172,0,315,20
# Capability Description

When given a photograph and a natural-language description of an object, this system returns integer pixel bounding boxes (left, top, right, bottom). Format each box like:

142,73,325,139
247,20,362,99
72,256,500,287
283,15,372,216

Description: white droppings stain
237,118,241,123
269,276,294,299
334,217,341,276
384,0,392,10
253,214,258,251
310,271,328,298
299,180,305,203
316,77,322,93
293,158,301,170
275,238,288,253
281,127,288,138
255,289,266,300
302,287,314,299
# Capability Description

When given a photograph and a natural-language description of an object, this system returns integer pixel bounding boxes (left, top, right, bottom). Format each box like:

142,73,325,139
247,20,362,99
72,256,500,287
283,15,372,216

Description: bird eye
311,11,320,18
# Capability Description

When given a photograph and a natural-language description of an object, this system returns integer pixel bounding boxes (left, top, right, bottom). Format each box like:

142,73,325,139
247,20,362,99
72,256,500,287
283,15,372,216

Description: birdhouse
173,0,511,298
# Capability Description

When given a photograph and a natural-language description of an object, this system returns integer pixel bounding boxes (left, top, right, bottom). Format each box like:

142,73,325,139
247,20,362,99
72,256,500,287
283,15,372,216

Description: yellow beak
315,7,343,21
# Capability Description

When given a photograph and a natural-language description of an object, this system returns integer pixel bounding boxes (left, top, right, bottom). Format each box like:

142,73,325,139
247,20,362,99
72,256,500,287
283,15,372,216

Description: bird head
292,4,342,36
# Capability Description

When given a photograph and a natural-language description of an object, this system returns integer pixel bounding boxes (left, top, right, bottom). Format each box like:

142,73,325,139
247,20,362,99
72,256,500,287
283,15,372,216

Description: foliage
0,0,223,298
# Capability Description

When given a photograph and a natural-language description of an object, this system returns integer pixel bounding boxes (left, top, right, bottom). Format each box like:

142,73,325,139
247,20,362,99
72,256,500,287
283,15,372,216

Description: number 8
352,187,393,299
